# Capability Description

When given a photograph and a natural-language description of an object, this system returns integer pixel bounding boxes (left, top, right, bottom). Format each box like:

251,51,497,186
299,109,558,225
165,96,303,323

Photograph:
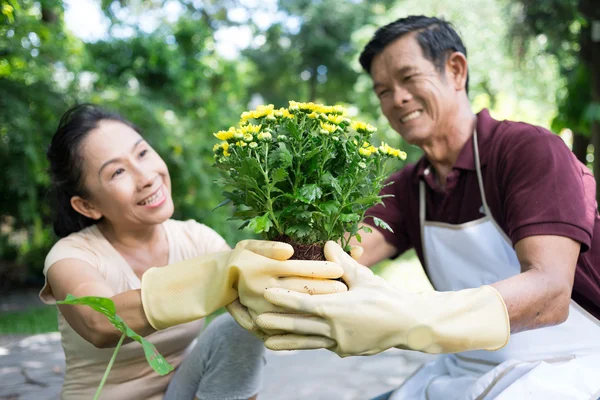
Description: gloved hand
227,243,363,339
141,240,346,330
255,241,510,357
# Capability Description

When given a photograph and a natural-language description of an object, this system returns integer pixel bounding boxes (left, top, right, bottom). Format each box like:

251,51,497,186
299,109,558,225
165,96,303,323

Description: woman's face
75,120,174,229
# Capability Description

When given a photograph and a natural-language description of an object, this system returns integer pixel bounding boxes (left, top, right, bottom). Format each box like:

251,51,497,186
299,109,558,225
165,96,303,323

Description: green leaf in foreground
57,294,174,376
372,217,394,233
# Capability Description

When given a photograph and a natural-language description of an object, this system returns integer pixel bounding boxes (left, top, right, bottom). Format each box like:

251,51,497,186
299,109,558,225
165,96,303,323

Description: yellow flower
326,114,344,124
358,161,367,169
320,122,338,134
358,144,378,157
257,131,272,141
243,133,254,142
307,112,319,119
221,142,230,157
234,129,244,140
240,105,275,124
249,142,258,148
378,142,405,159
235,141,247,147
254,104,275,118
214,129,235,141
352,121,377,134
274,108,294,119
212,143,221,152
241,124,262,134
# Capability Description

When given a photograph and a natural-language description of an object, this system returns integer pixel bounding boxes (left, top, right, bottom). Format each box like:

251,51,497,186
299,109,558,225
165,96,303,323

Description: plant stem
93,333,126,400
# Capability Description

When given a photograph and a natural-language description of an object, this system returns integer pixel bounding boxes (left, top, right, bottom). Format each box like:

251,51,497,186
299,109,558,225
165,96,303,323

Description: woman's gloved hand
255,241,510,357
141,240,346,330
227,243,363,340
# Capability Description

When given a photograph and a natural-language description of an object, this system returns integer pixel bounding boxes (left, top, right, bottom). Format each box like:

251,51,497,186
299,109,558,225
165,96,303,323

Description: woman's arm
47,259,155,348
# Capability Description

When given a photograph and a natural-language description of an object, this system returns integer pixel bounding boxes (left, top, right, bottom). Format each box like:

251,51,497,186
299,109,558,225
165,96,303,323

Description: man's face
370,34,458,146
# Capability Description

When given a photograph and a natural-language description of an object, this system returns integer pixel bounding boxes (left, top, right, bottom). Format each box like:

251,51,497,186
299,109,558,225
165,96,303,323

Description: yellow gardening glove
141,240,346,330
255,241,510,357
227,242,361,339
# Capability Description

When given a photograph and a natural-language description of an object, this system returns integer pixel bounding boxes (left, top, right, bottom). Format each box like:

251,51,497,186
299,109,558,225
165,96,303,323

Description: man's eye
404,75,414,82
112,168,125,178
377,90,391,99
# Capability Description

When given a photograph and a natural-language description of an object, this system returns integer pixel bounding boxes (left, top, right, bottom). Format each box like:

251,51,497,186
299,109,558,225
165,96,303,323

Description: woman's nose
135,166,155,189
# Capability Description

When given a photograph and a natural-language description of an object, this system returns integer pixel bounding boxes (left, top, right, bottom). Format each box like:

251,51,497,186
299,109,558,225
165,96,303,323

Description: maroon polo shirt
365,109,600,320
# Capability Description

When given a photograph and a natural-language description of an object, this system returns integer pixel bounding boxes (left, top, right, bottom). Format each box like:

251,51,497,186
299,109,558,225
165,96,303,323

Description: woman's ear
445,51,468,92
70,196,103,220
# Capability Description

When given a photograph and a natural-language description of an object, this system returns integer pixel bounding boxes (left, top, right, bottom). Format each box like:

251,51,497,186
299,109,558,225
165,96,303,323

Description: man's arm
492,235,579,333
347,223,398,267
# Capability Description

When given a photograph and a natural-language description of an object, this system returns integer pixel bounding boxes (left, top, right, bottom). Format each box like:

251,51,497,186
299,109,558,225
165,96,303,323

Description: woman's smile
137,184,167,208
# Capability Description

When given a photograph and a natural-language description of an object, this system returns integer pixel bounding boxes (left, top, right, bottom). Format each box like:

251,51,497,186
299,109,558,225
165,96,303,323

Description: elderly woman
39,104,344,400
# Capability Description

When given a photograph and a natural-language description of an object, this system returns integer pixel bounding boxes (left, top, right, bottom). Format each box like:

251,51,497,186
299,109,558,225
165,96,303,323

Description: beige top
39,219,229,400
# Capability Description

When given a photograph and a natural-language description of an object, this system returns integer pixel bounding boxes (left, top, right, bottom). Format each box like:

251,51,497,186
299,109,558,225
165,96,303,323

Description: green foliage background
0,0,588,285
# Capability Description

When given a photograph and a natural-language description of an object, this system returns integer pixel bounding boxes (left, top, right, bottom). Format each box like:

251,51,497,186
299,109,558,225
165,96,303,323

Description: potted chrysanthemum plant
213,101,406,260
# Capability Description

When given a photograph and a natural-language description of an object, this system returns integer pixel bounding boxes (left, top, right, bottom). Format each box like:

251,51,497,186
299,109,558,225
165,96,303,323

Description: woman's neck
98,220,165,254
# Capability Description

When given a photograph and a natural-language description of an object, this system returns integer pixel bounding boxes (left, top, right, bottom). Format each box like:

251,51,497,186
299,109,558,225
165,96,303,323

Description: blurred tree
506,0,600,182
0,0,81,285
242,0,395,106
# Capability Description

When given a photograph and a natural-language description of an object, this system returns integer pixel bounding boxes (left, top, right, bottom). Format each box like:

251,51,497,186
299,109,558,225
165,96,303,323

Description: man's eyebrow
98,137,144,177
372,67,419,90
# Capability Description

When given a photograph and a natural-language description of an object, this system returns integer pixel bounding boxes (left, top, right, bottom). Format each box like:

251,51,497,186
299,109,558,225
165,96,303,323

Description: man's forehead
371,36,426,74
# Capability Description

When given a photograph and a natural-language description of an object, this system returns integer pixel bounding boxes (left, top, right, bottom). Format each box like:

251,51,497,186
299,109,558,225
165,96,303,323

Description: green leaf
319,200,340,215
57,295,174,376
372,217,394,233
271,168,288,185
285,224,312,238
355,233,362,243
361,226,373,234
321,173,342,195
212,198,231,211
247,213,273,233
270,144,293,169
339,213,360,223
298,184,323,203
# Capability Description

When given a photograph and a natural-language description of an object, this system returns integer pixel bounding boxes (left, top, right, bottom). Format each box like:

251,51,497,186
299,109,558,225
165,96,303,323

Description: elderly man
243,16,600,399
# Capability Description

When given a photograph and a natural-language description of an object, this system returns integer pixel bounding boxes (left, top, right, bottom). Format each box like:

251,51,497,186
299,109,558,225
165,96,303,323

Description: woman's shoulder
45,225,104,271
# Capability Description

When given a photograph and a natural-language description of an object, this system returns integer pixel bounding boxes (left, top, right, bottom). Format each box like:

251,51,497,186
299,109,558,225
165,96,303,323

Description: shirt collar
413,109,500,183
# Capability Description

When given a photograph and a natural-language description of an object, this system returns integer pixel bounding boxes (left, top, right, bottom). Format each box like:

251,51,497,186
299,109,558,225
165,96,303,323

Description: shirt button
424,168,430,176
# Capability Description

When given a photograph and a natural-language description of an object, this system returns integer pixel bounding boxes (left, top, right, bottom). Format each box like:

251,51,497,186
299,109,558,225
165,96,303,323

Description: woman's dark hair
359,15,469,94
47,104,141,238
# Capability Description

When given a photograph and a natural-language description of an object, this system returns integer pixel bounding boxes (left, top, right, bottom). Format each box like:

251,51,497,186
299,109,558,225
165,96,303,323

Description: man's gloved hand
227,242,360,339
141,240,346,330
255,241,510,357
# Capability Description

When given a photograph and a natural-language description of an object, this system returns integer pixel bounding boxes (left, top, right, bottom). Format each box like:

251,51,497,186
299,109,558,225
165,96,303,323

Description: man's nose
392,85,412,107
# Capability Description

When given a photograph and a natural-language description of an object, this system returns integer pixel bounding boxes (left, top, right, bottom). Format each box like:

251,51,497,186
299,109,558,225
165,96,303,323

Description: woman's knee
202,313,265,356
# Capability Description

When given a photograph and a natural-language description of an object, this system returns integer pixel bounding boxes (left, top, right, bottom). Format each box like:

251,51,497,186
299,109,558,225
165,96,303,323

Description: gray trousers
164,313,266,400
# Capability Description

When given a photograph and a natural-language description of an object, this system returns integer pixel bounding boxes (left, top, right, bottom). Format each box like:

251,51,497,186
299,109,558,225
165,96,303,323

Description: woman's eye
112,168,125,178
139,149,148,158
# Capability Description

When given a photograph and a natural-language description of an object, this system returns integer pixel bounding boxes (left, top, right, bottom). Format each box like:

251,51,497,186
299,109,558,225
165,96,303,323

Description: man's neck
422,107,477,189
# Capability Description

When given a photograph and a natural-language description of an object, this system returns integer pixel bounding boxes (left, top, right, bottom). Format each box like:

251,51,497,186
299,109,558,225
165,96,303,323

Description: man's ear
445,52,468,92
70,196,103,220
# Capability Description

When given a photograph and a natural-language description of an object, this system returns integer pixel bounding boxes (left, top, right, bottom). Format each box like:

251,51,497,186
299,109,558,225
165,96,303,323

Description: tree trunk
572,131,589,164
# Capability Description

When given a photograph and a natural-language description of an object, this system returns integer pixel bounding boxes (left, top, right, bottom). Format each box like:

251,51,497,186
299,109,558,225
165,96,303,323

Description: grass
0,306,59,334
0,250,420,335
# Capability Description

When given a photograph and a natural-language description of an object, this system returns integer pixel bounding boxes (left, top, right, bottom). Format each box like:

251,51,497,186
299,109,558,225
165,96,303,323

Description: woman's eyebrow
97,138,144,176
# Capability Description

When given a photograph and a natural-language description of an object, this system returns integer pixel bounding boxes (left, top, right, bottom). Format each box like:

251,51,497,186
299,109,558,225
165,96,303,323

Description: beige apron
390,130,600,400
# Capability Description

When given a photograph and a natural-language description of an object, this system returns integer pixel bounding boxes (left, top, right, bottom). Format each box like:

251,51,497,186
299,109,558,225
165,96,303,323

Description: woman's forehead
81,120,142,165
